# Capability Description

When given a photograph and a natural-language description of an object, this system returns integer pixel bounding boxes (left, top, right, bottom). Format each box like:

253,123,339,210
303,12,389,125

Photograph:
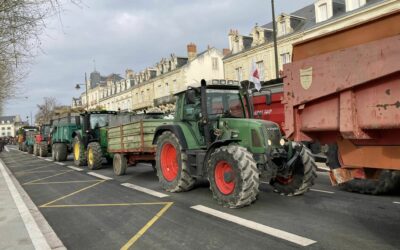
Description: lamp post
75,73,88,110
271,0,280,79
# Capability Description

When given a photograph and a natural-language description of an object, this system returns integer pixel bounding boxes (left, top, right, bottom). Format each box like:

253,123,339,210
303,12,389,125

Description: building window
7,127,10,130
6,120,10,124
212,57,219,70
256,61,265,81
235,67,243,82
1,127,4,130
281,53,291,65
7,132,11,136
347,0,365,11
279,20,286,36
2,133,4,136
319,3,328,22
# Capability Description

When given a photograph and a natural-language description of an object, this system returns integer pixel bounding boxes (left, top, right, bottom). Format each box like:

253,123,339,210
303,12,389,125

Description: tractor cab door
182,89,207,147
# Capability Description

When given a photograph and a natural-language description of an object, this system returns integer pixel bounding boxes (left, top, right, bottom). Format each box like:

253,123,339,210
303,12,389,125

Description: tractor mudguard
152,125,188,149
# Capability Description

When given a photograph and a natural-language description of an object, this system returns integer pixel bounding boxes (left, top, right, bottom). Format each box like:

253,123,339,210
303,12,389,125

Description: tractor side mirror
265,90,272,105
186,89,197,104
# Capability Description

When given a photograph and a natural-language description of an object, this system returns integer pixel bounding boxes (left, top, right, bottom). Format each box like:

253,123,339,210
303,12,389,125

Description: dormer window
318,3,328,21
346,0,366,11
279,20,287,36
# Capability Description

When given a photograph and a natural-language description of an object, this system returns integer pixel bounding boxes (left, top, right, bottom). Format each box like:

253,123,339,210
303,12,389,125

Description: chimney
223,48,231,57
187,43,197,61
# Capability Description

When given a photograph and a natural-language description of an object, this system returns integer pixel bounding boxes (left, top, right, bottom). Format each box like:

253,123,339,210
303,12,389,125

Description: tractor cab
80,110,117,145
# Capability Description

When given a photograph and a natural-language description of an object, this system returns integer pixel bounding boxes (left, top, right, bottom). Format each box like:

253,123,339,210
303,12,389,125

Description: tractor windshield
90,114,110,129
206,89,246,118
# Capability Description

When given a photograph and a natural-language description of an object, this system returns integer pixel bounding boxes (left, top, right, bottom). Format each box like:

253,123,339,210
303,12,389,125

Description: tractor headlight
279,138,285,146
231,131,239,138
267,139,272,146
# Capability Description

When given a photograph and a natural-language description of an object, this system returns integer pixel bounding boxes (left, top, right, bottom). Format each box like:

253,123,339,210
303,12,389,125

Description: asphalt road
1,145,400,250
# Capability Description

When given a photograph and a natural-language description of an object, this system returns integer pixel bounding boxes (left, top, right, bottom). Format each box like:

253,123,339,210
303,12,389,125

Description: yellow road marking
23,170,74,185
41,202,170,208
24,180,100,185
40,180,106,207
121,202,173,250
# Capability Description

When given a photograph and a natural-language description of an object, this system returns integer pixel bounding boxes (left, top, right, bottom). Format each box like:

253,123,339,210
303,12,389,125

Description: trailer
283,11,400,194
107,114,172,176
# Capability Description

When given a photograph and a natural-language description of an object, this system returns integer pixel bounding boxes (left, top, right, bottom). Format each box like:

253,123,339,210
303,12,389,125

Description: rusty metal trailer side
283,10,400,189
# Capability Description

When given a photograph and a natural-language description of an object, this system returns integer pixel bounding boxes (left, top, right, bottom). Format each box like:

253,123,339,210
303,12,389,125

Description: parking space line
310,188,335,194
191,205,316,247
54,162,65,166
23,170,74,185
40,180,105,207
0,159,51,249
66,165,83,171
42,201,169,208
24,180,100,185
87,172,113,180
121,183,169,198
44,158,53,162
394,201,400,205
121,202,173,250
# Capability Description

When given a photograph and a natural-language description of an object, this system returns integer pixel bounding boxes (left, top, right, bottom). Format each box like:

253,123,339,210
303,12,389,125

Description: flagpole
271,0,280,79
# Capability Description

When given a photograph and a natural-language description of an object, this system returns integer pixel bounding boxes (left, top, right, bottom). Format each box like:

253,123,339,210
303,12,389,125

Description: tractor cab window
90,114,109,129
206,89,245,119
183,90,201,121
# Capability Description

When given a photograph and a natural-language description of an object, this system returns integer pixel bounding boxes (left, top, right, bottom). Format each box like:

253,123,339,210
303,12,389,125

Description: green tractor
51,114,81,161
72,111,117,170
153,79,317,208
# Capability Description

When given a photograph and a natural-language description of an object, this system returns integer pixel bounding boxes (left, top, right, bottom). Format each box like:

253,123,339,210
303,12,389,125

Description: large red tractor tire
208,145,259,208
271,144,317,196
155,131,195,192
87,142,103,170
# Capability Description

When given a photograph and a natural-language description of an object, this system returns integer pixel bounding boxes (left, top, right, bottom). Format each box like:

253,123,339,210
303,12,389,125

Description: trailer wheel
73,137,87,166
113,153,127,176
39,142,48,157
55,143,67,162
271,144,317,196
155,131,195,192
52,143,58,160
342,170,400,194
208,145,259,208
87,142,103,170
27,145,34,154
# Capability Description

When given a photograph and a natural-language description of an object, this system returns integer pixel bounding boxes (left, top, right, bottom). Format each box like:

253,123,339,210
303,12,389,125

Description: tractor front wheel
113,153,127,176
271,144,317,196
87,142,103,170
39,142,48,157
33,143,39,156
155,131,195,192
73,137,87,166
208,145,259,208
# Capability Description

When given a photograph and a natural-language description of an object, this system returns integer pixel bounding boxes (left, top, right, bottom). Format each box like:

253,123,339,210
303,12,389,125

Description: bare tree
35,96,59,124
0,0,80,113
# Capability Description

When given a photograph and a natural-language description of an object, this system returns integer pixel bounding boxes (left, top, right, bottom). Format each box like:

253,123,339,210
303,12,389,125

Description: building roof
0,116,16,123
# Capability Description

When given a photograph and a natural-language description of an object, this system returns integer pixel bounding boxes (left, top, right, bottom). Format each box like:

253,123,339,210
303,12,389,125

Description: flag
250,59,261,91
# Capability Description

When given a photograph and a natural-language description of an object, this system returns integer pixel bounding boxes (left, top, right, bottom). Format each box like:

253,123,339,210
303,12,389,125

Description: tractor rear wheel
342,170,400,194
208,145,259,208
113,153,127,176
73,137,87,166
51,143,57,160
87,142,103,170
55,143,67,162
27,145,33,154
39,142,48,157
271,144,317,196
155,131,195,192
33,143,39,156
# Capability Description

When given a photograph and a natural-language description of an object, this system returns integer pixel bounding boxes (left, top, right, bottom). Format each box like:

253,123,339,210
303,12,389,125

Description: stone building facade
0,115,23,137
223,0,399,82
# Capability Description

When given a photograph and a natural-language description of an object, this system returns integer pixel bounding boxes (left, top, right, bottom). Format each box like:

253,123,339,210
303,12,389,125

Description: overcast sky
4,0,314,122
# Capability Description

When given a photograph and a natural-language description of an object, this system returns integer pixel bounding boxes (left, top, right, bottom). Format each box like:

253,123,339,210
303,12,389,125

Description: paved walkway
0,156,35,250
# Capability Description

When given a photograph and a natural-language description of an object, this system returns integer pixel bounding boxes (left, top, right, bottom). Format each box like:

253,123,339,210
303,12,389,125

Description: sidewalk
0,147,65,250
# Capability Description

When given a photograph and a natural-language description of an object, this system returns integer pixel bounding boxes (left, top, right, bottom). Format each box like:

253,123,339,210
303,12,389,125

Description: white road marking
121,183,169,198
10,148,18,151
0,160,51,250
44,159,53,162
4,146,9,152
87,172,113,180
310,188,335,194
394,201,400,205
191,205,316,247
66,166,83,172
37,156,43,159
54,162,65,166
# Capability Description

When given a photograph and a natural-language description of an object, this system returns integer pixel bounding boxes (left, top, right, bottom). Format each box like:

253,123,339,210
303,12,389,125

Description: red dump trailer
283,11,400,194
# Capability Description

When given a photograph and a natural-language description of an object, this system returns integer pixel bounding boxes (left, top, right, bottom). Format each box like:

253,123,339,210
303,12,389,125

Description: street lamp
75,73,88,110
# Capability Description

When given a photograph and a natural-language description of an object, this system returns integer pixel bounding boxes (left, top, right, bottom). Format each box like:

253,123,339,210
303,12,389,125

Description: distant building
223,0,398,82
0,115,24,137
